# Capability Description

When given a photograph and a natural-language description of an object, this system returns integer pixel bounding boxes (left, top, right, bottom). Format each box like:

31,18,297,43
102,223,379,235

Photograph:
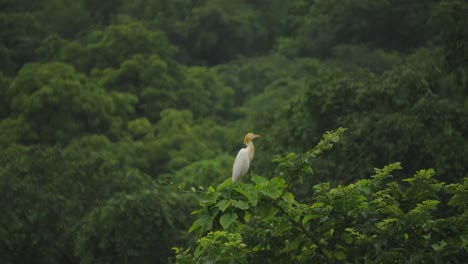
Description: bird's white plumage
232,148,250,183
232,132,260,183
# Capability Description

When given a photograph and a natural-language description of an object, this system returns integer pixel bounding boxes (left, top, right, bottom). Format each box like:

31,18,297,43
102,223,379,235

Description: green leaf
334,249,346,260
234,184,259,206
260,187,282,200
269,177,286,189
200,191,221,205
279,200,292,212
272,155,285,163
244,212,251,222
260,177,285,199
216,178,232,191
282,192,295,203
311,202,324,208
194,244,202,259
252,175,269,185
191,208,203,215
217,199,231,212
431,240,447,252
198,213,214,231
232,200,249,210
198,207,219,232
259,205,278,220
285,152,296,160
342,233,353,244
302,166,313,175
302,214,314,225
188,219,200,233
219,213,238,229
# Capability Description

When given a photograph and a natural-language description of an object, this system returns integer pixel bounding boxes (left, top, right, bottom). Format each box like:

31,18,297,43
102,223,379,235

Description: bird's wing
232,148,250,183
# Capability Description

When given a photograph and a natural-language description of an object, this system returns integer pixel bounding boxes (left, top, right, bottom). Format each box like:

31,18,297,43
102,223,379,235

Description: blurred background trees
0,0,466,263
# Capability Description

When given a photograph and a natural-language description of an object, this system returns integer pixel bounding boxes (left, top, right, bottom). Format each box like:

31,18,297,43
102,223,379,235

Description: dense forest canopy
0,0,467,263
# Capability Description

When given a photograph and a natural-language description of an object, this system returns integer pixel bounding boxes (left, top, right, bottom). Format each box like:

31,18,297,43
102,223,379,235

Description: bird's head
244,133,261,144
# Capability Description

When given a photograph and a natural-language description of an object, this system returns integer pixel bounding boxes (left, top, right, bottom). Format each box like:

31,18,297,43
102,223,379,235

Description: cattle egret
232,133,261,183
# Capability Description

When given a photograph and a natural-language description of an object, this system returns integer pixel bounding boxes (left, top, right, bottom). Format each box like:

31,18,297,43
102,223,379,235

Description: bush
175,129,467,263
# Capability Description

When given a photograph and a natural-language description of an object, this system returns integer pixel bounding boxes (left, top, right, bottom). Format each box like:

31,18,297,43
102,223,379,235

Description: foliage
183,0,269,65
178,66,234,121
41,0,92,38
0,73,11,119
36,21,179,75
172,154,233,189
0,0,466,263
278,0,439,58
7,62,117,144
95,52,182,121
299,50,468,183
75,187,194,264
243,48,467,185
0,145,151,263
214,54,320,105
175,129,467,263
0,10,45,74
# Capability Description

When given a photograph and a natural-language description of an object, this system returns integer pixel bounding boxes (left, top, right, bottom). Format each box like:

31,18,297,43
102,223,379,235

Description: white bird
232,133,261,183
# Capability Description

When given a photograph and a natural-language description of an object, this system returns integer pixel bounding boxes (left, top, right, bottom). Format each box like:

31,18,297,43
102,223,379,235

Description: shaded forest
0,0,467,263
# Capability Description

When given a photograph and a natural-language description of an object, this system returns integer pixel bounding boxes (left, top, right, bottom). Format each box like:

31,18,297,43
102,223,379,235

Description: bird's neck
245,141,255,160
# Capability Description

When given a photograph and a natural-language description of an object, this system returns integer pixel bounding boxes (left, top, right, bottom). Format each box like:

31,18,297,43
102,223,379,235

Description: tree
298,51,468,183
39,22,179,75
75,187,195,264
141,109,228,178
1,1,467,263
172,154,233,189
240,49,467,186
96,54,182,121
214,54,320,106
118,0,193,42
0,11,45,74
81,0,123,24
7,62,117,144
175,129,468,263
432,0,468,71
0,73,11,119
183,0,270,65
177,66,234,121
431,0,468,106
278,0,439,58
0,144,153,263
41,0,92,38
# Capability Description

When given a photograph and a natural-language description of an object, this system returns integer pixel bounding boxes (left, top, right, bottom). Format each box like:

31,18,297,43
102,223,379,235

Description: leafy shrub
175,129,467,263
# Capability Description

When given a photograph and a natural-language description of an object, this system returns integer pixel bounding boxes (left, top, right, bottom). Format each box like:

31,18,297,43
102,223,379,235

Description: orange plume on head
243,133,251,144
243,133,261,144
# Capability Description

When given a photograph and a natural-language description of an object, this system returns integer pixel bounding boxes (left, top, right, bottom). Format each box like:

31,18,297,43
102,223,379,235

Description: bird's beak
252,134,261,139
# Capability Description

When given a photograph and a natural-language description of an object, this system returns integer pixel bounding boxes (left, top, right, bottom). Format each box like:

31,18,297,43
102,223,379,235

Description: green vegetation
0,0,466,263
175,129,467,263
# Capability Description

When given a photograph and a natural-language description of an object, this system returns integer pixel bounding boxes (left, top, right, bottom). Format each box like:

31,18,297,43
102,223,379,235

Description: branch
272,200,331,263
